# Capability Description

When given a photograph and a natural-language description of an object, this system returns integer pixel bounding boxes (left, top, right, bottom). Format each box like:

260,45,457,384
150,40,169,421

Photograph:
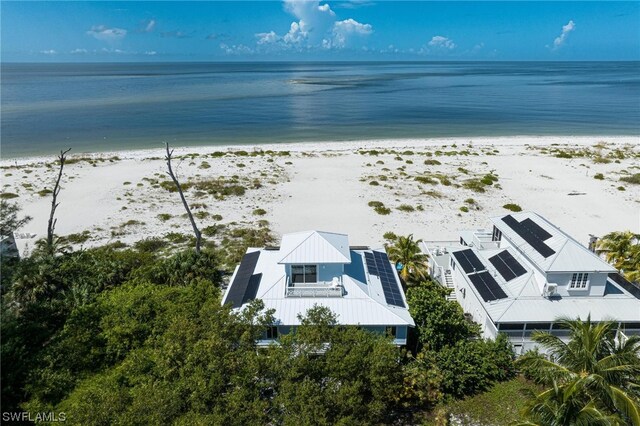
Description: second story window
569,273,589,289
291,265,317,283
492,226,502,242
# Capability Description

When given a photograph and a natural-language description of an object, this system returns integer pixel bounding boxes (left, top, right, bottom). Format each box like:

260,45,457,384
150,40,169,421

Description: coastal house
423,212,640,355
221,230,415,345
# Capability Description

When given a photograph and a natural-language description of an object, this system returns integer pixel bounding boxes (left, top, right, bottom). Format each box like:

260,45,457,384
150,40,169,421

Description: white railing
285,276,344,298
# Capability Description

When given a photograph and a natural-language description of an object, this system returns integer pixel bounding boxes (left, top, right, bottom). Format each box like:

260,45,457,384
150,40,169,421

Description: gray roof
491,211,616,273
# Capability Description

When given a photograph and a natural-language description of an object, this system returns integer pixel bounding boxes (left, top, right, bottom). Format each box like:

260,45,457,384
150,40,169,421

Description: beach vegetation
406,159,413,164
378,175,388,181
202,224,224,237
157,213,172,222
252,208,267,216
594,173,605,180
481,173,499,185
617,186,626,191
369,180,379,186
234,150,249,156
199,161,211,169
554,150,573,159
462,179,486,193
415,176,438,185
194,211,209,220
0,192,19,199
503,203,522,212
516,316,640,425
424,159,441,166
593,156,611,164
402,150,414,155
59,231,91,245
394,156,403,161
0,200,32,238
122,181,131,185
397,204,415,212
620,173,640,185
133,237,168,253
423,190,443,198
457,167,470,174
236,163,246,168
416,204,424,211
459,206,469,213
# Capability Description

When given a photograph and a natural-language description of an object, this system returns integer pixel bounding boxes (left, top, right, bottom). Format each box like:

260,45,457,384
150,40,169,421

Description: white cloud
40,49,57,55
256,31,281,45
86,25,127,42
332,18,372,48
256,0,372,51
144,50,157,56
552,20,575,50
70,48,88,54
428,36,456,50
219,43,254,55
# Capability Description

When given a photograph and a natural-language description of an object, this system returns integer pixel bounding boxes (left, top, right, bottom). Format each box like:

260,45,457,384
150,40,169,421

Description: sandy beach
2,136,639,255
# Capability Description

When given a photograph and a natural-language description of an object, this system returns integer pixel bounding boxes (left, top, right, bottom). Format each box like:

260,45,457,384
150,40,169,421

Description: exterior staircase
443,270,456,301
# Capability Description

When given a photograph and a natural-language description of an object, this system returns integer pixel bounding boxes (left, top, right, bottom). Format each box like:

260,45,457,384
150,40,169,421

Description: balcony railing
285,276,344,298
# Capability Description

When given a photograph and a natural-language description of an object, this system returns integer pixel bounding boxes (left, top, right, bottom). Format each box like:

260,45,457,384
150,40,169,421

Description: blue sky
2,1,639,61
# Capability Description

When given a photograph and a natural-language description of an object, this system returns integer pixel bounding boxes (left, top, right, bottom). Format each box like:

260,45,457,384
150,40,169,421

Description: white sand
2,136,639,255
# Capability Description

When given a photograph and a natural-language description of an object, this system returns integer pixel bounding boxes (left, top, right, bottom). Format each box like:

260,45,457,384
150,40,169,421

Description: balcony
285,276,344,298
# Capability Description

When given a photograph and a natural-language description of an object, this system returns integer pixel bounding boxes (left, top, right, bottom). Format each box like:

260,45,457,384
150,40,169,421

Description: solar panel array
502,215,556,258
488,250,527,281
365,251,405,308
452,249,486,274
226,251,262,308
469,272,508,302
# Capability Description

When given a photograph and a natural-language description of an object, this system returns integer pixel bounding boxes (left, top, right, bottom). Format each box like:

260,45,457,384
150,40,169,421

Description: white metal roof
278,230,351,264
223,239,414,327
490,211,616,273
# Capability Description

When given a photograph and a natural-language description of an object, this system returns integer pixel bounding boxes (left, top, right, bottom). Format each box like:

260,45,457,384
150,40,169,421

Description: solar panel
488,250,527,281
241,273,262,305
364,252,378,276
521,218,552,241
452,249,486,274
608,273,640,299
371,251,406,308
469,271,508,302
226,251,261,308
501,215,556,258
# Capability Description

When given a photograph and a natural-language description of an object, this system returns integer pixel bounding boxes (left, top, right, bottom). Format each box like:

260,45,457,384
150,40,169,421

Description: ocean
1,61,639,158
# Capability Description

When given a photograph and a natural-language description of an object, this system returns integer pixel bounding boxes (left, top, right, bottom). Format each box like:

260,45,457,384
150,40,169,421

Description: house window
385,326,397,337
266,326,279,339
569,273,589,289
492,226,502,242
291,265,317,283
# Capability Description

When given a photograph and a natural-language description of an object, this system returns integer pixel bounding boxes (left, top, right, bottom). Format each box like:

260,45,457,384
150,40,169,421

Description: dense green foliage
2,232,518,424
516,317,640,426
406,281,516,401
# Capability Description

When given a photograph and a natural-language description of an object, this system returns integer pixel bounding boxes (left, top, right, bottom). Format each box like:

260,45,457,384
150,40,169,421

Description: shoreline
2,135,638,165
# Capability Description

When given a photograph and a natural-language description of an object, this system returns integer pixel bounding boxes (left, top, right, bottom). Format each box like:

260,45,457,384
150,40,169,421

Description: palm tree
385,234,429,284
596,231,640,282
516,316,640,426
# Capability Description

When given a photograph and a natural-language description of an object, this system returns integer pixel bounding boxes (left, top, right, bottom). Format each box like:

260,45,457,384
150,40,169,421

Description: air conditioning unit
544,283,558,297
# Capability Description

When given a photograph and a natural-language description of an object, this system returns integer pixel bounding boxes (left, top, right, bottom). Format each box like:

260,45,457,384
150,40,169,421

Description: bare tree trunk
47,148,71,250
165,142,202,255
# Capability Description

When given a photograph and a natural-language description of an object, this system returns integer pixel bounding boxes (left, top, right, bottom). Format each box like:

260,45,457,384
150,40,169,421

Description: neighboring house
0,233,19,259
423,212,640,355
222,230,415,346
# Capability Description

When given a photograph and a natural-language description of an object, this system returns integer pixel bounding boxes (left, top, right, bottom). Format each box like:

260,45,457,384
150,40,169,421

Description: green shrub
424,159,441,166
555,151,573,159
415,176,437,185
199,161,211,169
397,204,415,212
369,181,379,186
459,206,469,213
617,186,626,191
620,173,640,185
503,203,522,212
157,213,172,222
368,201,384,208
194,211,209,220
253,208,267,216
593,173,605,180
0,192,19,199
374,206,391,215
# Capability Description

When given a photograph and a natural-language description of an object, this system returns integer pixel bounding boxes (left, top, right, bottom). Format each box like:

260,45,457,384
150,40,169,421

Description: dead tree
165,142,202,255
47,148,71,250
